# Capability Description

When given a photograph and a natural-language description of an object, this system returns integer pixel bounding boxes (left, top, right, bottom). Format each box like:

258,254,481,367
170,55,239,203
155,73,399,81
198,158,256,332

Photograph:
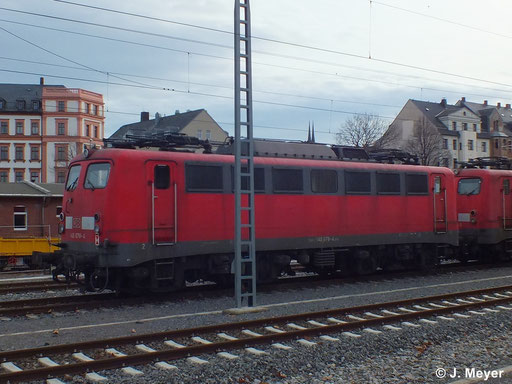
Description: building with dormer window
387,98,512,167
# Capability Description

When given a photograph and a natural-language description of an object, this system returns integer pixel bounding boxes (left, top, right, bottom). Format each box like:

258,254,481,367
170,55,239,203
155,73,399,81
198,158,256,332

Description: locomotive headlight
59,212,65,222
94,225,101,234
58,223,65,234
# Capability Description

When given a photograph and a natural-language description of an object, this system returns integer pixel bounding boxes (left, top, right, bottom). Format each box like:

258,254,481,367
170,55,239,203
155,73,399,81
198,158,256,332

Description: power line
0,25,154,90
0,55,403,109
0,68,399,121
2,18,512,101
1,5,511,89
0,7,232,49
372,1,512,40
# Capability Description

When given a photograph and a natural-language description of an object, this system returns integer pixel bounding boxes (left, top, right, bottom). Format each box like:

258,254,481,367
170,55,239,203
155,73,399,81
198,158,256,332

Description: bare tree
335,113,389,149
405,117,450,166
373,124,401,150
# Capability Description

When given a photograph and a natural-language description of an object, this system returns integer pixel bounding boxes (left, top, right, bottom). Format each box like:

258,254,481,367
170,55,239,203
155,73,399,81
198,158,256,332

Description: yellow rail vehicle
0,237,60,269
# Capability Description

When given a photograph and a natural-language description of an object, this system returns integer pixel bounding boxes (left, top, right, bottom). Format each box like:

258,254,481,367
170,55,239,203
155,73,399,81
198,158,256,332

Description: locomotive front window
65,164,81,191
458,178,481,195
84,163,111,190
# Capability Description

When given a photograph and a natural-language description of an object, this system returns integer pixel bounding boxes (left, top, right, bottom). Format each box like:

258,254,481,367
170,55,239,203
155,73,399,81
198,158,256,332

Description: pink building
0,78,104,183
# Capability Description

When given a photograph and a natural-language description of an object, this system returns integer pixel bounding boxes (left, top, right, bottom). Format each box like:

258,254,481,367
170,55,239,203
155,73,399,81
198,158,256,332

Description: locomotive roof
78,147,449,174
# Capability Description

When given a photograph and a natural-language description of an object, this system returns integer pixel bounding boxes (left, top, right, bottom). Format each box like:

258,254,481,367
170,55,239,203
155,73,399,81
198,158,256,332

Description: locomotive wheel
353,251,377,275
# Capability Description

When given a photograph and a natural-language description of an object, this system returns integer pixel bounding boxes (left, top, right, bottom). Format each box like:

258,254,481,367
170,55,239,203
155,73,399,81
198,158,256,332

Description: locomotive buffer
234,0,257,308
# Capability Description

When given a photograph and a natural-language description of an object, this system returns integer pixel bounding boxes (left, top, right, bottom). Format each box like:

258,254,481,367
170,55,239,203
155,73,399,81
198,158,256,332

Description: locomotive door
432,174,447,234
501,178,512,230
146,161,176,245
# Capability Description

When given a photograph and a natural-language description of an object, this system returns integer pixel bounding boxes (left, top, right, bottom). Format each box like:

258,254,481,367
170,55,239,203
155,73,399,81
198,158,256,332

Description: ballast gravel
65,304,512,384
2,264,512,383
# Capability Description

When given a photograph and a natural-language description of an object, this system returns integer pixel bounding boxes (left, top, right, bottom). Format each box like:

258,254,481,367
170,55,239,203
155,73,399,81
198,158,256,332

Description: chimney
140,111,149,122
484,100,488,106
39,77,44,85
498,102,501,108
175,109,180,115
440,98,447,108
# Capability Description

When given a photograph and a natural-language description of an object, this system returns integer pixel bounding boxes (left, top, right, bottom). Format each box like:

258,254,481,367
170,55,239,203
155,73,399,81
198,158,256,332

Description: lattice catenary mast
234,0,256,307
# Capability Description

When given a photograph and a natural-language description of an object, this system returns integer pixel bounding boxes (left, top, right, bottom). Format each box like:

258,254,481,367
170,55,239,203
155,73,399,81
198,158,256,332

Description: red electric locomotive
455,162,512,261
40,140,459,292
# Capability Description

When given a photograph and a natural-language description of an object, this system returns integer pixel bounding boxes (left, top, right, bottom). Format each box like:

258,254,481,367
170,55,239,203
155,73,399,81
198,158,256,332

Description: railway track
0,279,77,295
1,261,511,318
0,258,508,296
1,285,511,383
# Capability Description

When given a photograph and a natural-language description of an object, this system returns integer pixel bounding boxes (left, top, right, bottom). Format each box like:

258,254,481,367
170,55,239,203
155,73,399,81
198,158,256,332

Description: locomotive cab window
186,164,223,192
457,178,481,195
272,168,303,193
154,165,170,189
84,163,111,190
311,169,337,193
345,171,371,194
376,173,400,195
405,174,428,195
66,164,82,191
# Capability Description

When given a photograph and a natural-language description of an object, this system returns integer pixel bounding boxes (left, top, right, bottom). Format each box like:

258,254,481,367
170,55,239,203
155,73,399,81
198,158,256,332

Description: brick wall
0,196,62,238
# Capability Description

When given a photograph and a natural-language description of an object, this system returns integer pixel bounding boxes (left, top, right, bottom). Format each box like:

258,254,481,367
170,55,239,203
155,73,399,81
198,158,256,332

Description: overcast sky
1,0,512,143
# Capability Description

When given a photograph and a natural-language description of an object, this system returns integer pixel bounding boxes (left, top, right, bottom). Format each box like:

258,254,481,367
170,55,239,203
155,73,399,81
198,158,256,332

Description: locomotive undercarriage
38,237,512,294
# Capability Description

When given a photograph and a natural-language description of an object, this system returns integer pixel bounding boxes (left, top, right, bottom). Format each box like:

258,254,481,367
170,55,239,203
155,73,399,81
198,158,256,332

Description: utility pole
234,0,256,307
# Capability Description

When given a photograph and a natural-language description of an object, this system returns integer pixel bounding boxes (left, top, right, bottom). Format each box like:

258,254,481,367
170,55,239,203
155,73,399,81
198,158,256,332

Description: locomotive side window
345,171,371,194
311,169,337,193
230,166,265,192
65,164,81,191
376,173,400,195
457,178,481,195
84,163,111,190
405,174,428,195
272,168,303,193
186,164,223,192
154,165,170,189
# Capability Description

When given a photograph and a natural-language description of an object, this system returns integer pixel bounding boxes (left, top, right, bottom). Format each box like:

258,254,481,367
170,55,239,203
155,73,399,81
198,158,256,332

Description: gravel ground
64,303,512,384
1,265,512,383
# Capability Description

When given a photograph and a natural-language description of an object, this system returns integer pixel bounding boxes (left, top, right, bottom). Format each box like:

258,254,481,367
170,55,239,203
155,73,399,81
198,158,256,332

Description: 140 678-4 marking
70,232,86,240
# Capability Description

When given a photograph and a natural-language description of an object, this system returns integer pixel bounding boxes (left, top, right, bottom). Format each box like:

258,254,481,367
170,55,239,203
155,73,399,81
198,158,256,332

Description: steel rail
2,294,511,382
1,285,512,382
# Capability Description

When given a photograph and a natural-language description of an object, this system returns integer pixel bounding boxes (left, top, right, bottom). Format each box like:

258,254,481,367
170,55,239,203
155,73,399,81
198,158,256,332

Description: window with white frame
30,171,39,182
15,170,24,182
13,206,27,230
31,121,39,135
